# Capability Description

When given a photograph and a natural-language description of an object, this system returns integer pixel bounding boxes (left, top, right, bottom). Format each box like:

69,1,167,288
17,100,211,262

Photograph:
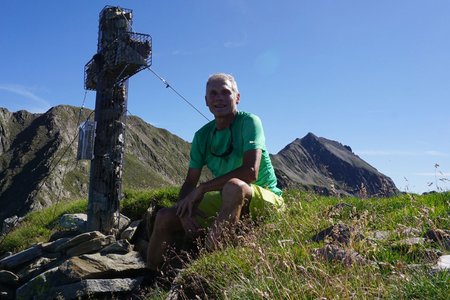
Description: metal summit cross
84,6,151,234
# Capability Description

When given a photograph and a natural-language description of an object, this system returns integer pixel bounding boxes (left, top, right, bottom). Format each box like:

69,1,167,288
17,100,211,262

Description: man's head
205,73,240,119
206,73,239,97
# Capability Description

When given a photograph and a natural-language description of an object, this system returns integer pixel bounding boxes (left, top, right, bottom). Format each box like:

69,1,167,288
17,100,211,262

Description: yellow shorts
196,184,284,228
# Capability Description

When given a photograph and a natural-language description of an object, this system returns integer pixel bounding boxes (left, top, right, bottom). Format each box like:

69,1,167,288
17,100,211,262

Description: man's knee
222,178,251,207
153,207,180,234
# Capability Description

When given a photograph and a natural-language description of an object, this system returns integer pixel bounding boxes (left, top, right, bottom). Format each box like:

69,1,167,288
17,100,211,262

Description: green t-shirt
189,111,282,196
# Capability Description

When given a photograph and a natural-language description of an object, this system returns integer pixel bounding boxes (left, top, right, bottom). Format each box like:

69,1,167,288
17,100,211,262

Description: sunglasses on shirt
210,126,233,157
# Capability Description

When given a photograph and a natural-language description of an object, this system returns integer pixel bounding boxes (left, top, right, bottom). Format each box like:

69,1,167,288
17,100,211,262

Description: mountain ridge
0,105,202,226
0,105,398,227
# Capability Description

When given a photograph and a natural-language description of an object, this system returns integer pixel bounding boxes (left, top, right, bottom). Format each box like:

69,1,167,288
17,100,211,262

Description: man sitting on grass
146,73,284,271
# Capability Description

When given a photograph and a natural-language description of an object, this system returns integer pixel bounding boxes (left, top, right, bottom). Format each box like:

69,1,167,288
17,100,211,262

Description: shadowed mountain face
0,105,202,226
271,132,398,197
0,106,398,226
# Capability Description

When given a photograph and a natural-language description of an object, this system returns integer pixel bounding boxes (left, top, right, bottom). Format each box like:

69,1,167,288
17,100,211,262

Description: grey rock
396,226,421,238
55,230,105,253
45,277,144,300
0,244,43,270
16,255,63,283
312,223,358,245
66,235,115,257
0,270,19,286
0,252,12,260
49,230,82,241
432,255,450,272
115,214,131,234
59,251,147,280
1,215,24,235
15,266,74,300
41,237,71,253
392,237,427,248
120,219,141,241
313,244,373,266
372,230,392,241
59,213,87,231
100,239,133,255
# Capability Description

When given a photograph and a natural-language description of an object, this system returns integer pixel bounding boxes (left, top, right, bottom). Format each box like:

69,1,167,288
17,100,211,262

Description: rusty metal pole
87,7,131,234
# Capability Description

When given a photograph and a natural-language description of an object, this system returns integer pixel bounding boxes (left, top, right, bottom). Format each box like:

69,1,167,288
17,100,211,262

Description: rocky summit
0,106,398,228
271,132,398,197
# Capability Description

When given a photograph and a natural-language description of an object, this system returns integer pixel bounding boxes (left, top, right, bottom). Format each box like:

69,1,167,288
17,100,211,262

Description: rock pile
0,213,151,300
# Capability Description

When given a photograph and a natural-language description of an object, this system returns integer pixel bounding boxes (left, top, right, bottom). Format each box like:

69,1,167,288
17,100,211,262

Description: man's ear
205,96,208,106
235,92,241,104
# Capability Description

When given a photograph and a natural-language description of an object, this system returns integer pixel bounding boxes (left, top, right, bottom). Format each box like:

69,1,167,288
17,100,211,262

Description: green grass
0,187,180,254
123,154,175,190
0,199,88,253
121,187,179,220
168,191,449,299
1,189,448,299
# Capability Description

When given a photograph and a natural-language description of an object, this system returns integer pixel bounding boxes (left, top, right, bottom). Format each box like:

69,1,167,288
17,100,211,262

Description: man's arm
176,167,204,234
178,167,202,200
177,149,262,217
198,149,261,194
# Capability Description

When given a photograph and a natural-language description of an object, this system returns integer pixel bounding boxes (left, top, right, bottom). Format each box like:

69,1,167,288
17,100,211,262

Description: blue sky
1,1,449,194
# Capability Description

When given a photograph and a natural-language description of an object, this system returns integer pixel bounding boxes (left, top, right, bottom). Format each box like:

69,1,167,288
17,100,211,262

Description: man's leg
147,207,184,270
205,178,252,250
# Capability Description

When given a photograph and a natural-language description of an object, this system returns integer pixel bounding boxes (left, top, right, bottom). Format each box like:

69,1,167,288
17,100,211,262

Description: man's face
205,79,240,118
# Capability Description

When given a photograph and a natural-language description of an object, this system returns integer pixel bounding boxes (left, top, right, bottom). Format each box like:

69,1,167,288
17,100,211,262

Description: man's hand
177,187,206,237
176,187,204,218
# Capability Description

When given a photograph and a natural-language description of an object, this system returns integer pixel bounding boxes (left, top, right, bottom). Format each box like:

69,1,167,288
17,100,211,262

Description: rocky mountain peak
272,133,398,197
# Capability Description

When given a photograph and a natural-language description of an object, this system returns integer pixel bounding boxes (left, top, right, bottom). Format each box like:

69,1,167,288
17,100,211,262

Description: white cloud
0,84,51,113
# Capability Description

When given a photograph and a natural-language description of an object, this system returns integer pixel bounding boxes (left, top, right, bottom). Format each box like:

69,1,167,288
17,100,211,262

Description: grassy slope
0,190,448,299
178,191,449,299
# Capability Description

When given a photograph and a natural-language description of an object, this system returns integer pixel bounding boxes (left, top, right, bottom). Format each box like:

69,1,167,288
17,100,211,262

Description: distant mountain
0,106,398,227
0,105,208,226
271,132,398,197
